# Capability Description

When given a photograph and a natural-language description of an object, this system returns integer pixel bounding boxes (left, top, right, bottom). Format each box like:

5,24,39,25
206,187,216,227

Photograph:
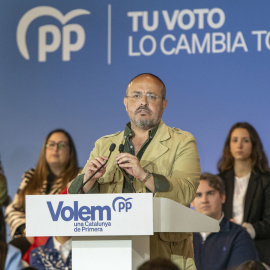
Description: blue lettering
119,202,125,212
47,201,63,221
61,206,74,221
74,201,79,221
91,206,111,221
47,201,111,221
79,206,91,221
126,202,132,212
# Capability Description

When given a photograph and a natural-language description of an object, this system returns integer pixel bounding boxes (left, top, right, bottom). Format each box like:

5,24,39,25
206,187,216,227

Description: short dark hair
138,258,180,270
200,173,225,195
126,73,166,98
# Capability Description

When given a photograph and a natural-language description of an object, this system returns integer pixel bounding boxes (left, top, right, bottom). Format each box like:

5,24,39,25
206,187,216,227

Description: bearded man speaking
68,73,201,269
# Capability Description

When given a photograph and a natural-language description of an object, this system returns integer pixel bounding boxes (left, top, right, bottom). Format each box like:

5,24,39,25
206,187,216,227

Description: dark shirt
193,216,258,270
30,237,72,270
219,169,270,265
118,122,170,193
122,122,158,193
75,122,170,194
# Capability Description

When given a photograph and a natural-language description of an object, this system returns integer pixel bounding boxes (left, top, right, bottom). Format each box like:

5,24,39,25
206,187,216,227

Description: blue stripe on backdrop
0,0,269,199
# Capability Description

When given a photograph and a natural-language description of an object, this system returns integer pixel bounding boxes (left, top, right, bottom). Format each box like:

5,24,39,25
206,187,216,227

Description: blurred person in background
5,129,79,261
0,155,10,208
192,173,258,270
218,122,270,265
1,204,24,270
30,236,72,270
0,155,10,245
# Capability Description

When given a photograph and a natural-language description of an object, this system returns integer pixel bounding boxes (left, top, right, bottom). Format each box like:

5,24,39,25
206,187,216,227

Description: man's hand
83,156,108,192
116,153,155,192
115,153,146,180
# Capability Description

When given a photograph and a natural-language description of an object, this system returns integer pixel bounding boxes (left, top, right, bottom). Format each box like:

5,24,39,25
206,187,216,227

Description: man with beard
68,73,201,269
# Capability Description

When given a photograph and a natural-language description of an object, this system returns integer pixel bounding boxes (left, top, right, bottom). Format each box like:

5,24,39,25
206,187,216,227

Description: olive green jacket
68,120,201,269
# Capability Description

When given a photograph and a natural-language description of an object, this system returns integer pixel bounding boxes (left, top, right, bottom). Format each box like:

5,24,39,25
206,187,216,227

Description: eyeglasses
45,141,69,150
126,93,164,102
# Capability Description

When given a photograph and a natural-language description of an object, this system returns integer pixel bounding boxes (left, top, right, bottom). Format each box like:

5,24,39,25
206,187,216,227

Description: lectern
26,194,219,270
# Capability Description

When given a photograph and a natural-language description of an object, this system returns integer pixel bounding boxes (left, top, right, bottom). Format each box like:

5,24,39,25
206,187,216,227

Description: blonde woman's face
45,132,70,170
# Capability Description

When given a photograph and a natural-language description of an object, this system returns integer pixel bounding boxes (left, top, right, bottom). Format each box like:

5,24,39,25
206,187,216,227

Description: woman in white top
218,122,270,265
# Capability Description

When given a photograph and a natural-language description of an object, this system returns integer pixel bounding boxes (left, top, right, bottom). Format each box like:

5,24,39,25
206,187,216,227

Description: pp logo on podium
112,197,133,212
16,6,90,62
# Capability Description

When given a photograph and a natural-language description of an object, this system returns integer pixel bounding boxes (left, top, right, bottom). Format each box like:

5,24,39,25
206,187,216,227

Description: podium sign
26,193,153,237
26,194,219,270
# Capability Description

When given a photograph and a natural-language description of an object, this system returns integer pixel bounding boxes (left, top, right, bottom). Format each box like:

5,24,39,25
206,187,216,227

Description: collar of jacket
107,120,171,170
221,168,260,221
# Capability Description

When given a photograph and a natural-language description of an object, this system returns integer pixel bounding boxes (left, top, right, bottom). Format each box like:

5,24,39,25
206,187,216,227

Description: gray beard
133,118,156,130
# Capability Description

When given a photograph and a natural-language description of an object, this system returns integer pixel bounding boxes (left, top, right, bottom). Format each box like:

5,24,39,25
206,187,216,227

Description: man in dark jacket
191,173,258,270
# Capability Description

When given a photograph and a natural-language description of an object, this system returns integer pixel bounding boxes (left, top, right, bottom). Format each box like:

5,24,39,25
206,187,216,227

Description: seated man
191,173,258,270
30,236,71,270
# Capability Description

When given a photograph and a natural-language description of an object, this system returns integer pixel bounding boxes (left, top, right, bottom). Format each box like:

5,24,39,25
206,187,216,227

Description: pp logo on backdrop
17,6,90,62
112,197,133,212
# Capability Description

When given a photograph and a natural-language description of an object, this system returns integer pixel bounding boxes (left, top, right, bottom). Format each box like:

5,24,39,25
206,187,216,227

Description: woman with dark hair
5,129,79,257
218,122,270,265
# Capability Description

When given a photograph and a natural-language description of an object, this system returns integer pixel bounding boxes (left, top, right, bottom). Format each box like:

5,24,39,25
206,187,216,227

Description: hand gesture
115,153,146,180
83,156,108,191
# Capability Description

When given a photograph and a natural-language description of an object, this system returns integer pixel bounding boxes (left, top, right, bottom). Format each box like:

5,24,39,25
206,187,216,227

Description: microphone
117,144,136,193
109,143,116,152
77,143,116,193
119,144,124,153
